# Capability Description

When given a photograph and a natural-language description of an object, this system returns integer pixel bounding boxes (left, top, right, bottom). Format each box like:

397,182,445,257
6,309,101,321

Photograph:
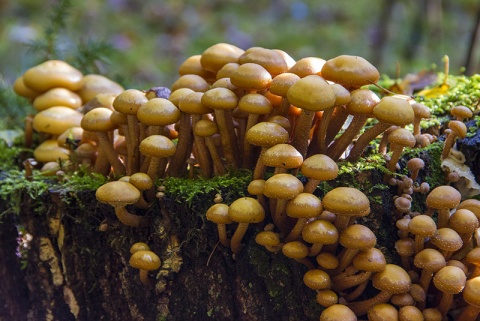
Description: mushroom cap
200,43,244,73
216,62,240,80
449,209,479,234
96,181,141,207
23,60,84,92
33,106,83,135
130,242,151,254
262,143,303,169
398,306,423,321
408,215,437,237
451,105,473,120
129,250,161,270
269,72,301,97
33,139,70,162
322,187,370,217
171,74,210,93
81,107,116,132
448,120,467,139
372,264,411,294
413,248,446,272
388,128,416,148
367,303,398,321
137,97,181,126
286,75,336,112
321,55,380,89
238,47,289,77
339,224,377,250
330,83,351,106
372,96,415,126
301,219,339,245
411,102,431,119
230,63,272,91
255,231,280,247
345,88,380,115
178,54,216,80
406,157,425,173
206,203,232,224
76,74,124,103
13,75,41,99
353,248,386,272
430,228,463,253
457,199,480,220
466,247,480,267
319,304,357,321
462,276,480,307
282,241,309,259
139,135,176,158
426,185,461,210
228,197,265,223
315,290,338,308
129,173,153,191
178,92,212,115
316,252,339,270
245,122,289,147
169,88,195,106
288,57,326,78
247,179,265,196
301,154,339,181
395,238,415,257
57,126,84,149
193,119,218,137
432,265,466,294
286,193,322,219
238,93,273,115
303,269,331,291
263,173,304,200
33,87,83,111
112,89,148,115
201,87,238,110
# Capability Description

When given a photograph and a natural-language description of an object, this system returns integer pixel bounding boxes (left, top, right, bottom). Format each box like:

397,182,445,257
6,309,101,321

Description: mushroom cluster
12,43,479,320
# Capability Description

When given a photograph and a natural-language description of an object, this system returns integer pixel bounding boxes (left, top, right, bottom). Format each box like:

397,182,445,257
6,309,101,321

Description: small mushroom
129,249,161,286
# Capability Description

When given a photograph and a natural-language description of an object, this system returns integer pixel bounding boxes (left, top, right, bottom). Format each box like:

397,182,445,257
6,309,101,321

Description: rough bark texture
0,163,434,321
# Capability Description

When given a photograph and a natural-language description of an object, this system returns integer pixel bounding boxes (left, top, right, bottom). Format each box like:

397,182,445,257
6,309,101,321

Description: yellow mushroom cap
96,181,140,207
373,264,411,294
200,43,244,73
228,197,265,223
303,269,331,291
33,106,83,135
206,203,232,224
321,54,380,89
76,74,124,103
33,139,70,163
139,135,176,158
33,87,83,111
129,250,161,271
286,75,336,112
81,107,116,132
319,304,357,321
426,185,461,210
322,187,370,217
245,122,289,148
13,75,41,99
263,173,304,200
137,98,181,126
373,96,415,127
23,60,84,92
130,242,151,254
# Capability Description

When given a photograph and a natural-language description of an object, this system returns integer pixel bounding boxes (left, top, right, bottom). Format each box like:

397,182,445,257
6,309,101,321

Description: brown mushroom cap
230,62,272,91
255,230,280,247
319,304,357,321
451,105,473,121
373,263,412,294
339,224,377,251
286,193,322,219
263,173,304,200
238,47,289,77
112,89,148,115
139,135,176,158
137,98,181,126
96,181,141,207
245,122,289,147
262,143,303,169
23,60,84,92
200,43,244,73
353,248,386,272
129,173,153,191
171,74,210,93
301,154,339,181
322,187,370,217
345,88,380,115
286,75,336,112
269,72,301,97
433,265,466,294
130,242,150,254
302,219,339,245
430,228,463,253
81,107,116,132
228,197,265,223
321,55,380,89
33,139,70,162
282,241,309,259
426,185,462,211
288,57,326,78
303,269,332,291
206,203,232,225
373,96,415,127
178,92,212,115
367,303,398,321
462,276,480,307
178,54,215,80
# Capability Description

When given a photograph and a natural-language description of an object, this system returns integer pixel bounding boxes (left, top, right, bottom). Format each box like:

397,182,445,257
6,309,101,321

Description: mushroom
315,290,338,308
284,192,323,242
288,56,325,78
227,197,265,254
255,230,282,253
448,208,478,248
451,105,473,122
425,185,462,229
411,102,431,136
139,135,176,181
128,172,154,208
32,87,82,111
398,306,424,321
395,237,415,271
466,247,480,278
129,249,161,286
22,60,84,92
193,119,227,176
303,269,331,290
95,181,150,227
301,219,339,257
441,120,467,160
237,47,289,77
170,74,210,93
367,303,398,321
322,187,371,231
261,143,303,175
206,203,232,247
347,264,411,317
81,107,126,176
301,154,339,194
408,214,437,254
282,241,315,269
385,128,416,175
406,157,425,182
286,75,336,158
413,248,446,293
76,74,124,103
319,304,357,321
432,265,466,317
199,43,244,74
429,228,463,260
456,276,480,321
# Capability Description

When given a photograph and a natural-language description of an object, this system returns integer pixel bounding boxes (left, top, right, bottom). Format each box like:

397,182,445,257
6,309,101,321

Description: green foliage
0,79,34,131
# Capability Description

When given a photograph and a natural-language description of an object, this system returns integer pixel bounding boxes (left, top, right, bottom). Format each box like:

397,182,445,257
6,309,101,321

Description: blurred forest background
0,0,479,128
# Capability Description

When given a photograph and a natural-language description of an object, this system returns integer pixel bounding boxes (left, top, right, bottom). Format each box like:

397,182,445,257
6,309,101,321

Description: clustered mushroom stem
347,290,392,316
325,106,349,146
252,148,268,180
205,138,226,176
217,224,231,248
193,135,212,178
126,115,140,175
346,122,392,161
138,269,153,287
456,305,480,321
327,114,368,161
96,133,126,176
308,244,324,257
315,107,334,154
215,109,240,168
273,199,291,236
168,113,193,176
243,114,261,168
285,218,308,243
231,222,250,254
441,130,459,160
291,110,315,158
332,271,371,292
343,280,369,302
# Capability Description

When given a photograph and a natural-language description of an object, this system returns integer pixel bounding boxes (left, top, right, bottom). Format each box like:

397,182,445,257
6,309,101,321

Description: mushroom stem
346,121,391,162
285,218,308,243
325,106,349,146
215,109,240,168
168,113,193,176
327,114,368,161
231,222,249,254
126,115,140,175
291,109,315,158
115,206,150,227
96,132,126,176
138,269,154,287
456,305,480,321
347,290,392,316
332,271,372,292
316,107,334,154
217,224,231,248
